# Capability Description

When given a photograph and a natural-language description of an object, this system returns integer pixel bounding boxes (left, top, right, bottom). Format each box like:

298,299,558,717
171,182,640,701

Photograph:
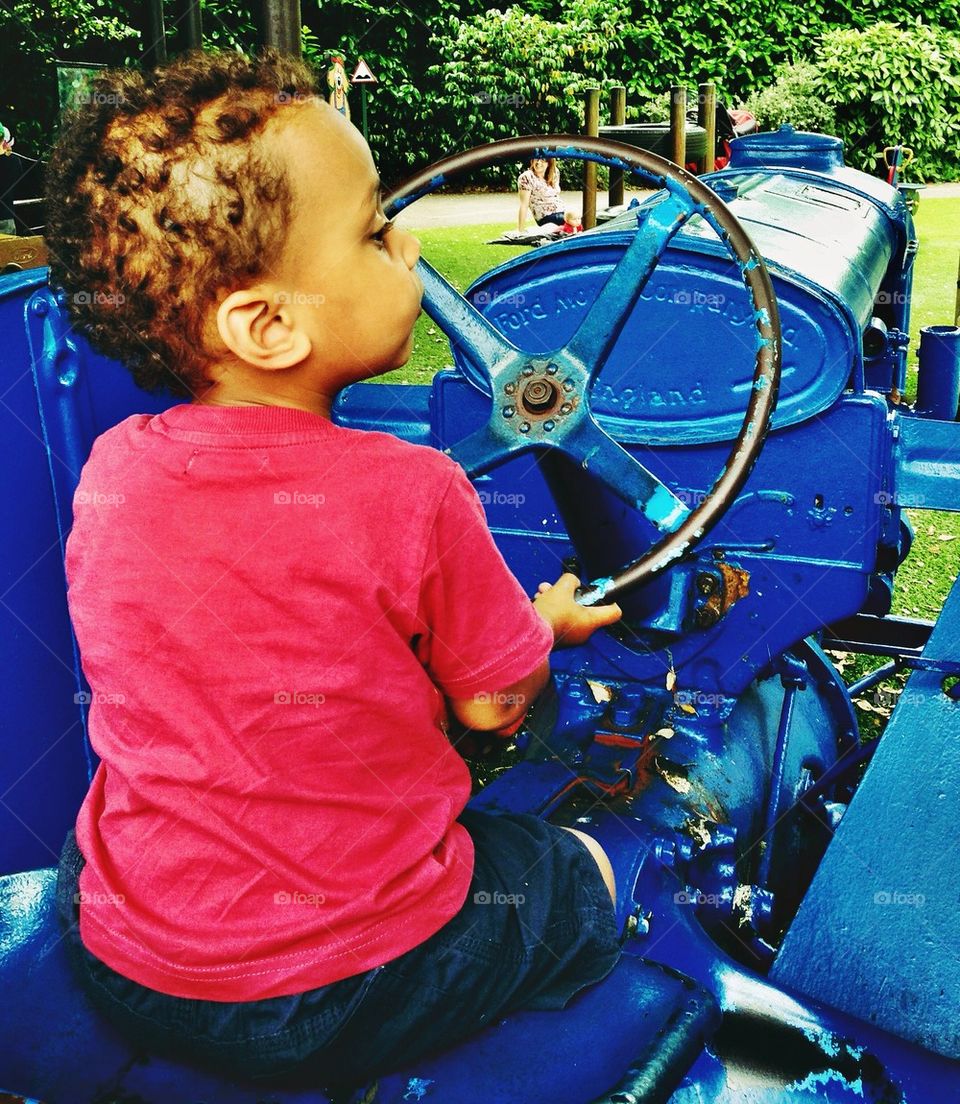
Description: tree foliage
1,0,958,191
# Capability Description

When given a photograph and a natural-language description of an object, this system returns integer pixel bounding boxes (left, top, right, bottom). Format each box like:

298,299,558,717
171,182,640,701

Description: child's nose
391,226,420,269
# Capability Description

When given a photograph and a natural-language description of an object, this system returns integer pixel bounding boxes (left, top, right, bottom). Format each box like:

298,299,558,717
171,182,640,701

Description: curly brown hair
44,48,319,397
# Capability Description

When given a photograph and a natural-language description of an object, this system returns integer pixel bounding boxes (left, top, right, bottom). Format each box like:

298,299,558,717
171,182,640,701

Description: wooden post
609,85,626,208
583,87,599,230
141,0,167,67
670,85,686,168
260,0,302,56
171,0,203,50
698,82,716,174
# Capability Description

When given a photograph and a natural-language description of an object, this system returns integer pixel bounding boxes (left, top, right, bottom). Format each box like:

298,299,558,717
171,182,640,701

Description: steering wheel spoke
565,191,694,378
418,259,522,395
561,416,690,534
443,420,533,479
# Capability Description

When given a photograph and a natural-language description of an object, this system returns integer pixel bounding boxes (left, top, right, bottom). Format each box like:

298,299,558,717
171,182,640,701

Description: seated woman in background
517,156,565,230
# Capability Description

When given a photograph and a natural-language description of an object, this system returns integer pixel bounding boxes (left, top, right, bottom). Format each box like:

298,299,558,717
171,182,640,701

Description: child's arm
446,573,621,736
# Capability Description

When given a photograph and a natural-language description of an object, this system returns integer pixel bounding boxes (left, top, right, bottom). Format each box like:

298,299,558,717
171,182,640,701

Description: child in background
45,48,623,1090
561,210,583,234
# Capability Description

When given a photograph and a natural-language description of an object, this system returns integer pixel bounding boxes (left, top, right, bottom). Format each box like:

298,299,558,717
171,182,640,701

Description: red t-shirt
66,403,553,1001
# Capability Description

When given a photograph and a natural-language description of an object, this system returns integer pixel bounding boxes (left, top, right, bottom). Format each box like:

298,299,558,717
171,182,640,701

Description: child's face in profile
267,101,423,390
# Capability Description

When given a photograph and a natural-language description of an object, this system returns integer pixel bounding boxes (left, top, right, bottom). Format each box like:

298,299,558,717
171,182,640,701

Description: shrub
744,60,837,135
428,0,629,184
814,20,960,181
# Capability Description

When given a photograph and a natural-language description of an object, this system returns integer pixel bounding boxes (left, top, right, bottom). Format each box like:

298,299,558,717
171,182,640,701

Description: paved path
393,190,649,230
394,182,960,230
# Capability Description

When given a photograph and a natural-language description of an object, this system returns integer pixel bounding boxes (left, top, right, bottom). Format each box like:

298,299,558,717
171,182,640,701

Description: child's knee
560,827,616,905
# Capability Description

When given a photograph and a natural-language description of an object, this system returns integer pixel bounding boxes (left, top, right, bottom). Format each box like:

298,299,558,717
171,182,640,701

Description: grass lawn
379,200,960,700
891,197,960,621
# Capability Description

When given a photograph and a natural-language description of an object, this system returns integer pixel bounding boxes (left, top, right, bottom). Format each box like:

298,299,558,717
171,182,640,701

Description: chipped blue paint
753,374,769,390
647,483,690,530
590,576,615,598
755,307,771,327
787,1069,866,1097
402,1077,435,1100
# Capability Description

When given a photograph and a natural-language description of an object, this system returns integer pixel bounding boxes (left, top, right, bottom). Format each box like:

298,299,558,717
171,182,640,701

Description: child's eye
371,219,394,246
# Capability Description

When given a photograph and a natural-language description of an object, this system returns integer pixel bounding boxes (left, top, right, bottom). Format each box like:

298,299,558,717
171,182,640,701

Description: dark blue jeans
57,809,621,1091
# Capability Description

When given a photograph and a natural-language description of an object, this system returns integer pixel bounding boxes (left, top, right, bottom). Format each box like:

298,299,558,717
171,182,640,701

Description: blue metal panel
771,573,960,1058
0,271,175,874
334,381,433,445
894,411,960,511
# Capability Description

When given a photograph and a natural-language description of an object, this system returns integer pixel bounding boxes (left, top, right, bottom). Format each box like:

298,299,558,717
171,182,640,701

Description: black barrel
598,123,707,164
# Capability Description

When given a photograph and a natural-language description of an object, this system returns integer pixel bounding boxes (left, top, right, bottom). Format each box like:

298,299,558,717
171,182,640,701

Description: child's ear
216,287,311,370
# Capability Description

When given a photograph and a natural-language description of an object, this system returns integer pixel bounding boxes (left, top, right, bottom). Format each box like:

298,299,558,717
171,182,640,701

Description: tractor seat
0,869,719,1104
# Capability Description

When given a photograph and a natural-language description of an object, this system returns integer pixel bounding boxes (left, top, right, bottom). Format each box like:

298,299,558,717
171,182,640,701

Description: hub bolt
521,378,558,414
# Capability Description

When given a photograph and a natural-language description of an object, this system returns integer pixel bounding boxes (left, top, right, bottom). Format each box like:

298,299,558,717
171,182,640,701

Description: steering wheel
385,135,781,607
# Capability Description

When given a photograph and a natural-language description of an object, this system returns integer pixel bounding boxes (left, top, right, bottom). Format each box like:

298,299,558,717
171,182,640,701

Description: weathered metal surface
772,573,960,1058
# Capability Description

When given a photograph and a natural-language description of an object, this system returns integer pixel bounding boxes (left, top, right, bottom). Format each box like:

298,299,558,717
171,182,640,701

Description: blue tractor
0,124,958,1102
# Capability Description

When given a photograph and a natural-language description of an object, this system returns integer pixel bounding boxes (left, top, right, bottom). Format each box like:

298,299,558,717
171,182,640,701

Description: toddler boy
46,48,622,1087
